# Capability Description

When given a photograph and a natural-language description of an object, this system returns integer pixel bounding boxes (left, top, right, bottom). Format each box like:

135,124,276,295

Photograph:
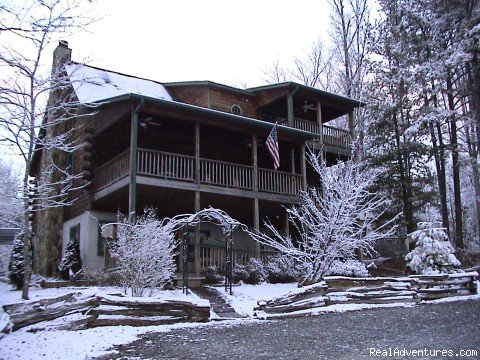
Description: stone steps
193,287,246,319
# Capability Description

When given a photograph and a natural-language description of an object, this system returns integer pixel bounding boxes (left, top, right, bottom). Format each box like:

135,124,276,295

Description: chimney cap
59,40,69,47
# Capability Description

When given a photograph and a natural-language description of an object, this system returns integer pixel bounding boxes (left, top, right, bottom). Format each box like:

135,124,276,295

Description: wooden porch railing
95,150,130,191
288,119,351,149
137,148,195,181
200,245,281,270
94,148,302,197
258,168,303,196
323,125,350,148
200,158,253,189
293,118,320,134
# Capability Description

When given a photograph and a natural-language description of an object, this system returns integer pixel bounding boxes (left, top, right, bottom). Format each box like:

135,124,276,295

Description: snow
0,281,478,359
65,63,173,104
212,283,298,317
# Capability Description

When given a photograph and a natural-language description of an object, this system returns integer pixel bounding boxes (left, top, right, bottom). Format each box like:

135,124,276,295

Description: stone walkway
192,286,246,319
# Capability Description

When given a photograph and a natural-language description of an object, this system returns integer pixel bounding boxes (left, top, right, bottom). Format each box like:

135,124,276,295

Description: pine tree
58,231,82,280
405,222,461,275
8,232,30,289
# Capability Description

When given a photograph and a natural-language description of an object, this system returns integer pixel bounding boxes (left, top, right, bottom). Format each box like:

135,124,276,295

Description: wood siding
166,86,209,108
209,88,258,118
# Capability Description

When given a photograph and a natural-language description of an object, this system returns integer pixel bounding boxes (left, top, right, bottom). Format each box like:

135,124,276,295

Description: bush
325,259,370,277
265,256,297,283
202,265,223,285
110,208,178,297
233,258,267,284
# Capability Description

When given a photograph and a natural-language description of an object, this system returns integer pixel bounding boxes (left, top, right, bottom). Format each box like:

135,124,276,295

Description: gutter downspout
287,84,300,127
128,99,144,222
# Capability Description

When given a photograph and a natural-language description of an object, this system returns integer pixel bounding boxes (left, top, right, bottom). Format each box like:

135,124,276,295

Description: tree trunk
392,110,414,234
429,121,450,233
446,73,464,248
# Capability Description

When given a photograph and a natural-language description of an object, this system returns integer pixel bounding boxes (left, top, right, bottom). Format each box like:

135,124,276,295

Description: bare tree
263,39,333,90
0,0,95,299
248,150,397,286
0,159,22,227
329,0,373,155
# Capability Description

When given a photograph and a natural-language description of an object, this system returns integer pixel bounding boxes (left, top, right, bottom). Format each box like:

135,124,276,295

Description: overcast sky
68,0,332,88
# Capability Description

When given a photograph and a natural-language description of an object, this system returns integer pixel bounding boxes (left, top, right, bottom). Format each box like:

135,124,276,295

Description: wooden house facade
31,42,364,276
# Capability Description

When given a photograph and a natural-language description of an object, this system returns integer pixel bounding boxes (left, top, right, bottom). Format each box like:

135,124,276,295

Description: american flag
266,124,280,170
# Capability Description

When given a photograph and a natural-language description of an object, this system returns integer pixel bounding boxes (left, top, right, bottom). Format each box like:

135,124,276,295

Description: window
231,104,243,116
98,221,116,257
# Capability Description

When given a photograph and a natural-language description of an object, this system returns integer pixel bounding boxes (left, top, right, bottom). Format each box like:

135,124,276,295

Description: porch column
128,101,143,221
348,110,355,139
194,191,201,275
287,92,294,127
252,133,261,257
285,211,290,237
300,143,307,189
253,198,260,257
317,100,324,164
194,121,201,275
291,148,296,174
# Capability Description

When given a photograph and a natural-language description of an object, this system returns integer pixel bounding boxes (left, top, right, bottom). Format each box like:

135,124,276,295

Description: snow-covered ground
0,281,479,360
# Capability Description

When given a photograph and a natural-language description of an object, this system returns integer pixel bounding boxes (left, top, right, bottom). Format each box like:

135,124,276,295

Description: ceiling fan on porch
139,116,162,129
301,101,316,113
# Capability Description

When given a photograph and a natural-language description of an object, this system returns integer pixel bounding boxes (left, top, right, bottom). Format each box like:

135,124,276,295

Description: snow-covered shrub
8,232,31,289
233,258,267,284
265,256,297,283
248,155,397,286
58,230,82,280
325,259,370,277
202,265,223,285
108,208,179,297
405,222,461,275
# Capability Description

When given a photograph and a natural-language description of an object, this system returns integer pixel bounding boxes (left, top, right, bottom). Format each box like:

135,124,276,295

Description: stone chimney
52,40,72,75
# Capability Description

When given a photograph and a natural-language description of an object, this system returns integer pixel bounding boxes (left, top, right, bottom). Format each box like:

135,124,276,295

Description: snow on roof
64,63,173,104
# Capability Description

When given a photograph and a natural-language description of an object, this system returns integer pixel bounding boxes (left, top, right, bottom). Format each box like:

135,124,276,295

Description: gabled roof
65,63,172,104
164,81,255,97
248,82,366,109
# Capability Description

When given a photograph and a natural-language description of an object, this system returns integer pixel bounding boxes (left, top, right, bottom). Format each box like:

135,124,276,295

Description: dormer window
231,104,243,116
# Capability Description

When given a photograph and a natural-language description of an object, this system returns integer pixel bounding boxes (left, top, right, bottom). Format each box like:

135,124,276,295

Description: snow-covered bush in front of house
8,232,29,289
234,258,267,284
405,222,461,275
58,232,82,280
202,265,224,285
325,259,370,277
248,153,397,286
265,256,297,283
108,208,179,297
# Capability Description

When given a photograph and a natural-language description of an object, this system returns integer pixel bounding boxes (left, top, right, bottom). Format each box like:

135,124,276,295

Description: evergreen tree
405,222,461,275
8,232,30,289
58,229,82,280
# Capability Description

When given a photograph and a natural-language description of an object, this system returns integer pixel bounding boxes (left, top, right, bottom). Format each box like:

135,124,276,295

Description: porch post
194,191,201,275
252,134,258,192
300,143,307,189
128,101,143,221
253,198,260,258
194,121,201,275
287,92,294,127
252,133,261,258
285,211,290,237
317,101,324,165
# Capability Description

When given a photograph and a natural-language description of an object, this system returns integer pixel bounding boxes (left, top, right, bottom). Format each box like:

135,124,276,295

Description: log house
31,41,364,276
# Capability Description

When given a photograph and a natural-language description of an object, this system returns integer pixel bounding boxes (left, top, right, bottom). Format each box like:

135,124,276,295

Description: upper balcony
286,118,351,149
94,148,304,203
